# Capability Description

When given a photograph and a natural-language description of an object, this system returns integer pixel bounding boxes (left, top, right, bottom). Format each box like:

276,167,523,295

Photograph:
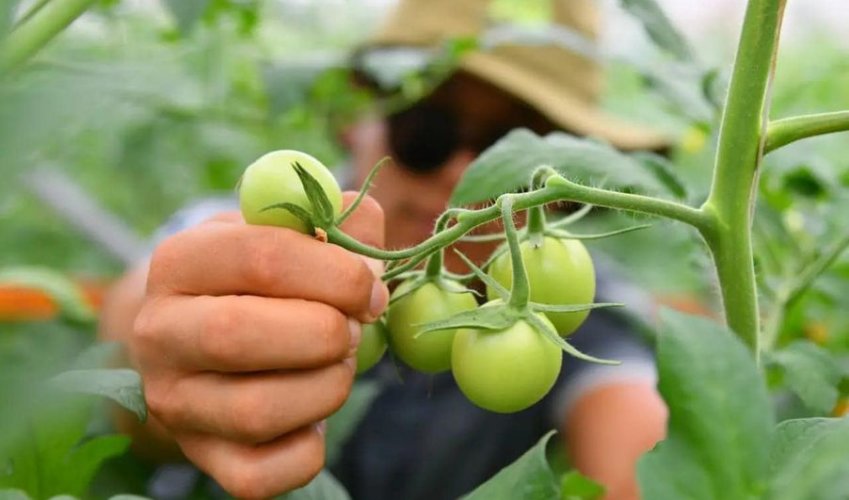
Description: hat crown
368,0,669,151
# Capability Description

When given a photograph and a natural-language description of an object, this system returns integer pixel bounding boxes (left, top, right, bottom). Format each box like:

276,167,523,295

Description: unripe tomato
238,150,343,233
487,237,595,336
356,321,388,374
386,280,477,374
452,309,562,413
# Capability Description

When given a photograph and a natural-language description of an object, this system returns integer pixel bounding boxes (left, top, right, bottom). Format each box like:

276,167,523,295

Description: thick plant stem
0,0,96,74
702,0,786,356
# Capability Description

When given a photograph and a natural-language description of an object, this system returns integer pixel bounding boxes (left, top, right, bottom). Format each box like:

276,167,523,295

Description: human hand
131,193,388,499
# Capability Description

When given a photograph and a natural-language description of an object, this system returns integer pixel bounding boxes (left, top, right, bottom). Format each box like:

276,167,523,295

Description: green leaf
61,435,130,496
461,431,559,500
70,342,121,370
530,302,622,313
637,63,715,123
0,490,30,500
325,380,381,466
637,309,773,500
48,369,147,422
525,314,619,365
450,129,678,207
768,417,849,500
631,152,688,199
560,470,605,500
279,469,350,500
1,397,90,496
261,202,315,230
453,249,510,300
0,267,94,323
163,0,211,36
415,306,519,336
546,224,652,241
768,341,841,414
618,0,694,62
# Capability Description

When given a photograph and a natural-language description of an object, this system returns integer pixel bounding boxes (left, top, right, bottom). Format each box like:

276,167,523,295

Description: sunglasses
386,102,520,173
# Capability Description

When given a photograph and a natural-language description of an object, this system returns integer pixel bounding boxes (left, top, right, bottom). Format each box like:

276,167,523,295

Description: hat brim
461,52,672,151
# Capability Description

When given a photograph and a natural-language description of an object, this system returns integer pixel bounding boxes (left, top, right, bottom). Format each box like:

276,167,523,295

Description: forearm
563,381,667,500
98,263,185,462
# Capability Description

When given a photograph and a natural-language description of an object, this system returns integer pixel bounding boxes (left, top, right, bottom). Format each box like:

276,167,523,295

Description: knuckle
144,381,179,426
147,235,182,288
336,257,374,311
131,304,161,357
325,363,354,413
200,300,242,366
242,232,288,290
231,387,276,443
316,306,350,362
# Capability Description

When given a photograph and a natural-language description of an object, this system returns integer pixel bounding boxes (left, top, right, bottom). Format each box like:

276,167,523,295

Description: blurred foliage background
1,0,848,497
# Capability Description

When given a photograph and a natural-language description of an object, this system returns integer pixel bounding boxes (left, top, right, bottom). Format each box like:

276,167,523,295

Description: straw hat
362,0,669,151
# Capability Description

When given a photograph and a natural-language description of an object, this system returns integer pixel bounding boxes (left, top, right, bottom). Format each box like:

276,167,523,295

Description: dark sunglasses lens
388,105,459,173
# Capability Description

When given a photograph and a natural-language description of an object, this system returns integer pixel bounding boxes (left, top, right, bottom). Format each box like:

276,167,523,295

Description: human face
346,115,471,246
344,73,549,271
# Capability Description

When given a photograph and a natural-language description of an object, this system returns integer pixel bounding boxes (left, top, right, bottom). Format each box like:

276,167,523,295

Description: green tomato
356,321,388,374
238,150,343,233
487,237,595,336
386,280,477,374
452,309,562,413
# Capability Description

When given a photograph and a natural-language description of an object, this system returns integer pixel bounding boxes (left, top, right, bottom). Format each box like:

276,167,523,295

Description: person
99,0,669,498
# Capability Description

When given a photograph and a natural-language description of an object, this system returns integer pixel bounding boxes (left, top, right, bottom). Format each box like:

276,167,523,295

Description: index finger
148,222,382,322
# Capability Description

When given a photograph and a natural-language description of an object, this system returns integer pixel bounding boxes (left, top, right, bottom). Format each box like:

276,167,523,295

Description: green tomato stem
336,157,389,226
424,210,458,279
702,0,787,357
326,177,708,264
327,176,714,266
15,0,53,27
0,0,97,74
526,205,546,244
500,197,531,310
764,110,849,154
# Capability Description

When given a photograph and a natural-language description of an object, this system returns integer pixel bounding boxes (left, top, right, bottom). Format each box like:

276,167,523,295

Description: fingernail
370,281,388,318
315,420,327,436
365,257,384,277
348,318,362,350
344,355,357,373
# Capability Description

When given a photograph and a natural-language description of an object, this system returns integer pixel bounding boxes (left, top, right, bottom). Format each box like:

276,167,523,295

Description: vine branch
327,176,709,264
764,111,849,154
0,0,96,74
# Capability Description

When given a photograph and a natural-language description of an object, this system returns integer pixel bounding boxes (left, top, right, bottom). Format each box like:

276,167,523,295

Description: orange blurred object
833,398,849,418
0,280,108,321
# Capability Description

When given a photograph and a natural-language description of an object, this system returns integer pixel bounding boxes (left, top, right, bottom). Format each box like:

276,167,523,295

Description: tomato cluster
237,150,599,414
383,236,596,413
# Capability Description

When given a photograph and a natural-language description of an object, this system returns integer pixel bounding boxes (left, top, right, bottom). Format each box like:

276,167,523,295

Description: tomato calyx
416,196,621,365
388,274,479,307
261,161,338,234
